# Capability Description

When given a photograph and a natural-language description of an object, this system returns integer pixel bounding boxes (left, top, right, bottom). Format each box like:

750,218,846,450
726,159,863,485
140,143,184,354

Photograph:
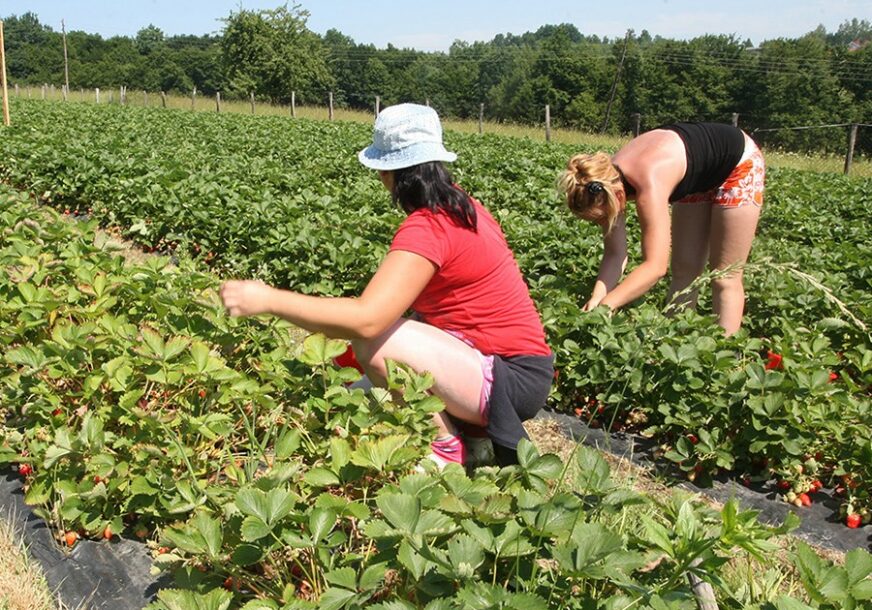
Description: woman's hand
220,280,275,317
582,295,604,312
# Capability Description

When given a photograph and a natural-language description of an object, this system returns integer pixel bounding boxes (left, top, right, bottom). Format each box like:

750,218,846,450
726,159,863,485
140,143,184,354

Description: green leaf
241,515,271,542
317,588,358,610
297,334,348,366
304,467,340,487
325,567,357,590
231,543,263,566
309,507,337,543
376,493,420,534
192,512,223,560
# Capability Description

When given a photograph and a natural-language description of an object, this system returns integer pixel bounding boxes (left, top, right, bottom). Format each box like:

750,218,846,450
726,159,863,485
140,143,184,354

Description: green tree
220,3,334,103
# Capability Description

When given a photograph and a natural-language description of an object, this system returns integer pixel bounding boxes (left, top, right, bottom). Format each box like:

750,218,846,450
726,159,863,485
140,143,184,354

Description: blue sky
3,0,868,50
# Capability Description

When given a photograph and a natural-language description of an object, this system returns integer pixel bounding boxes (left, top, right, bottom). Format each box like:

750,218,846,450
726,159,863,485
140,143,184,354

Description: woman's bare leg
668,202,712,313
709,204,761,335
351,319,485,437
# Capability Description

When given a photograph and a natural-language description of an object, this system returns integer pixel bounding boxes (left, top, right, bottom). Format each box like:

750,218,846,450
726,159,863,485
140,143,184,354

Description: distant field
13,85,871,178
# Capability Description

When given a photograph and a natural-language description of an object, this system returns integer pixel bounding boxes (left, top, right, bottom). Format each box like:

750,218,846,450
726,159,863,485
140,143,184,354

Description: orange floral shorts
675,143,766,208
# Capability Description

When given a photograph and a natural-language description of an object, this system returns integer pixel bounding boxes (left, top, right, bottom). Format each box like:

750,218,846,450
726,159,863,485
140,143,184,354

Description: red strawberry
846,513,861,529
741,475,752,487
687,434,699,445
17,463,33,477
828,372,838,382
776,479,791,491
810,479,823,492
198,389,207,399
51,408,63,417
799,493,812,507
574,407,584,417
765,351,783,370
102,525,113,540
64,531,79,547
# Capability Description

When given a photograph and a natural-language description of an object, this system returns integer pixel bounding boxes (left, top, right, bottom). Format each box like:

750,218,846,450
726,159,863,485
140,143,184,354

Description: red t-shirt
389,198,551,357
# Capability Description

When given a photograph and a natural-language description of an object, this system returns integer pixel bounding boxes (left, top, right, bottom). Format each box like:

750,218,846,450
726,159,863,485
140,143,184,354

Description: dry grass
16,87,872,178
0,512,59,610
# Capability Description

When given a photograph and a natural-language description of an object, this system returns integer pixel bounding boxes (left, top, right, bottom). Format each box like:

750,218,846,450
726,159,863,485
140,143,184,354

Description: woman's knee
711,273,744,296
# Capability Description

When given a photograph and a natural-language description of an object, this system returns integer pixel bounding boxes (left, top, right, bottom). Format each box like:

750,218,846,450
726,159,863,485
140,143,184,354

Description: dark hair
391,162,477,230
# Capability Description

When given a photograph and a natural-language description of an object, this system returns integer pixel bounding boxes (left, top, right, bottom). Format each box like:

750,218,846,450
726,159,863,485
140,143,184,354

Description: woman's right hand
582,295,604,312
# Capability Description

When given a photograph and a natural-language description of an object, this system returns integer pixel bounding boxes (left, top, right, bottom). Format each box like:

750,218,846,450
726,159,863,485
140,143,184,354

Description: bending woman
558,122,765,335
221,103,553,467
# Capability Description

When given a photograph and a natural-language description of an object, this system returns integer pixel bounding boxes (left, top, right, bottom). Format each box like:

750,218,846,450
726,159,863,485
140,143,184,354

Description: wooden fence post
191,87,196,110
545,104,551,143
42,84,47,100
844,123,858,175
62,84,68,101
291,91,296,118
250,91,255,114
731,112,739,127
160,91,167,108
143,90,148,106
632,112,641,137
216,91,221,113
0,20,8,127
688,558,719,610
375,95,380,118
479,103,485,135
425,98,430,107
328,91,334,120
95,87,100,103
14,83,19,97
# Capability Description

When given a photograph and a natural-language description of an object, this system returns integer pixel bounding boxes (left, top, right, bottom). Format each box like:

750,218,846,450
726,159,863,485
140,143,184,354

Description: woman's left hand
220,280,275,317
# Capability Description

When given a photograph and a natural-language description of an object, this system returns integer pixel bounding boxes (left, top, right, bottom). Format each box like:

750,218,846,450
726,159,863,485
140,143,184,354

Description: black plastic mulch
534,409,872,554
0,468,169,610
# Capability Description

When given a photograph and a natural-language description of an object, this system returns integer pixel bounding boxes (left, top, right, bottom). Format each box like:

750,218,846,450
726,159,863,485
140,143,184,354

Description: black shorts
485,353,555,451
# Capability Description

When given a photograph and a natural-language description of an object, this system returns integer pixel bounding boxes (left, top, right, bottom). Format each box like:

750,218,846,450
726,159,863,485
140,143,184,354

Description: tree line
3,6,871,155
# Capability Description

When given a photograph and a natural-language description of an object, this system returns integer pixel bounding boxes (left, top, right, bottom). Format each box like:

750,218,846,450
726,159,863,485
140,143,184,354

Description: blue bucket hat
358,103,457,171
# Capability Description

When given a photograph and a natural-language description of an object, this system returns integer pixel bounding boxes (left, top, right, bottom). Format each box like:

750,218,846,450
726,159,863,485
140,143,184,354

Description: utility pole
62,19,70,93
0,20,9,126
601,29,632,134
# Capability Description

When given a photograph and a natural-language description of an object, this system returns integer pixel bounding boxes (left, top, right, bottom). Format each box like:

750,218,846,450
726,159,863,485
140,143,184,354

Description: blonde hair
557,152,624,233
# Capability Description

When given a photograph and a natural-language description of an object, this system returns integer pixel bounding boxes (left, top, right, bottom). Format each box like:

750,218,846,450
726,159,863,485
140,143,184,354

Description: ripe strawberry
64,531,79,547
198,389,207,399
223,576,236,591
741,475,752,487
846,513,861,529
102,525,113,540
776,479,791,491
810,479,823,492
17,463,33,476
765,350,783,370
157,546,170,555
573,407,584,417
687,434,699,445
829,372,838,382
51,408,63,417
93,475,103,484
799,493,812,507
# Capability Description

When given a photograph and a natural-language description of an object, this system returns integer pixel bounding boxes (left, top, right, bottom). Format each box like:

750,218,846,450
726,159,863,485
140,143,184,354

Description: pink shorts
675,136,766,208
444,329,495,425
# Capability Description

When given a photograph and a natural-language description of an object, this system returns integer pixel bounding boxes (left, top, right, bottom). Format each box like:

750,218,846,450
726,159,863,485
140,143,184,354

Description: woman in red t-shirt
221,103,553,468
